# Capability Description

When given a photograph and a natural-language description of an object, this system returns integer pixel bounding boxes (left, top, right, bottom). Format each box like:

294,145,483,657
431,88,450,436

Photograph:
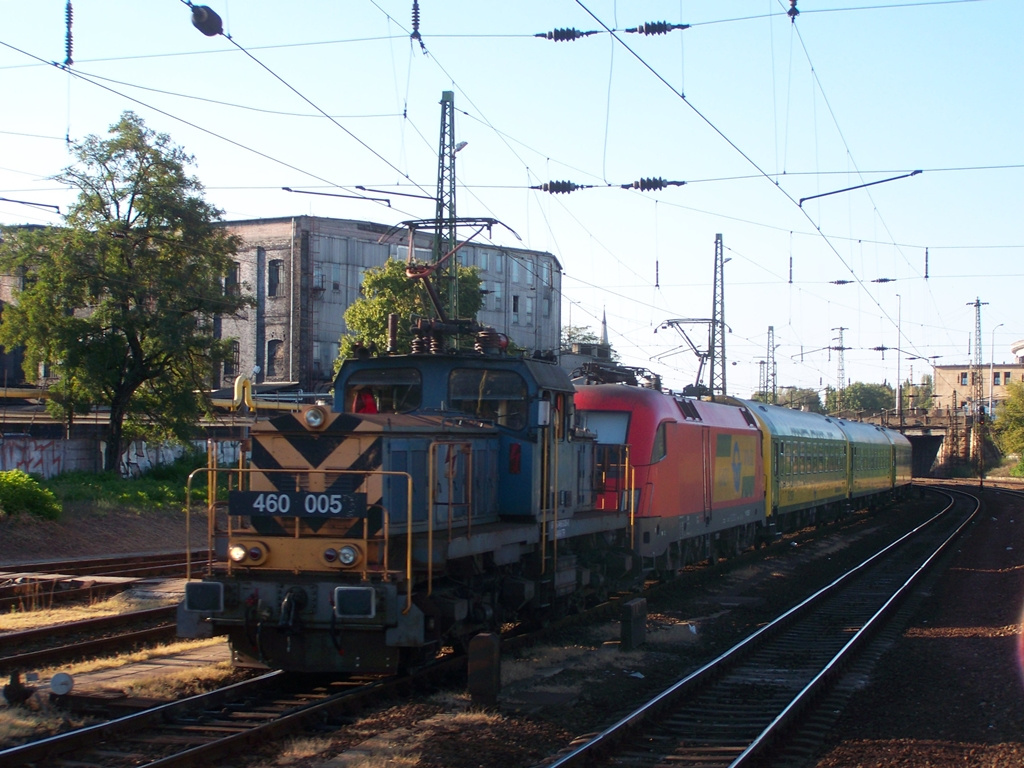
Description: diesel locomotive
179,344,912,676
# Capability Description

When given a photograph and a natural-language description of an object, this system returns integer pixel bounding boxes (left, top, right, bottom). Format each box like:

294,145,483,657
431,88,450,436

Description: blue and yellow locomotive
180,341,634,675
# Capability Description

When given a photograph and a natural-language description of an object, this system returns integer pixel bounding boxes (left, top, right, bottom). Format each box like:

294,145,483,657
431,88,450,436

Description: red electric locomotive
574,383,766,570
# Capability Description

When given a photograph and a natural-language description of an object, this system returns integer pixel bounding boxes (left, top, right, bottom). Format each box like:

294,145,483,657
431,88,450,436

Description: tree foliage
826,381,894,414
561,325,600,349
992,380,1024,460
337,257,482,363
906,373,933,410
770,387,824,413
0,112,248,471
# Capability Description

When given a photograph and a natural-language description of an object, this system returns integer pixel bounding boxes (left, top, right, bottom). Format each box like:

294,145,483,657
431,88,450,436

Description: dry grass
0,593,176,633
118,660,240,698
32,637,224,681
0,696,95,748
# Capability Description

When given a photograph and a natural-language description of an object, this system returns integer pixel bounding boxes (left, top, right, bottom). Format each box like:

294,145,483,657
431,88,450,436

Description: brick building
931,337,1024,416
216,216,563,392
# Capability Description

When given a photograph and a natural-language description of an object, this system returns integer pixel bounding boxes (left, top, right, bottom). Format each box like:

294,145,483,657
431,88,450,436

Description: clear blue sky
1,0,1021,396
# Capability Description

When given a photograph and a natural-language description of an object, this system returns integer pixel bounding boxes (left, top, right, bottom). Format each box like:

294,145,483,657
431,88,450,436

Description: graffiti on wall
0,438,243,479
0,438,72,479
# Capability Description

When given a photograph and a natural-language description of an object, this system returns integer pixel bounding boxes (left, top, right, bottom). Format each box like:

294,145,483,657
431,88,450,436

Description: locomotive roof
574,384,760,430
730,398,850,441
336,352,576,394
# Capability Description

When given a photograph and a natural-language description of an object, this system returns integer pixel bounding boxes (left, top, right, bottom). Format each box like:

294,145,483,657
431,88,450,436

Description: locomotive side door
702,426,712,526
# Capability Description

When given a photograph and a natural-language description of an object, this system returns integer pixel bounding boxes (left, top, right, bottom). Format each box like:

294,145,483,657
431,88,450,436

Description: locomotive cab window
651,421,667,462
449,369,527,429
345,368,422,414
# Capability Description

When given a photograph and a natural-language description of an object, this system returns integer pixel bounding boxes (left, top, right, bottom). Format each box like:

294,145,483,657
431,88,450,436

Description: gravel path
812,486,1024,766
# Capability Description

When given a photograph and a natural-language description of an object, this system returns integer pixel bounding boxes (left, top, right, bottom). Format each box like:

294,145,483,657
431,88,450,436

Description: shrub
0,470,62,520
43,452,213,512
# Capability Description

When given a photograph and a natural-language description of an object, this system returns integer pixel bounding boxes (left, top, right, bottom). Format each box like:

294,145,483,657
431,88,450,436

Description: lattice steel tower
433,91,458,319
709,234,726,399
832,327,848,410
968,297,987,412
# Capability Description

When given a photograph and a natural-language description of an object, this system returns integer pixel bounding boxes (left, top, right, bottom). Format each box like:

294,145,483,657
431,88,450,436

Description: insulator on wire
830,279,853,285
534,180,588,194
191,5,224,37
64,1,73,66
535,28,598,42
788,1,800,22
410,0,426,51
625,21,690,36
621,178,686,192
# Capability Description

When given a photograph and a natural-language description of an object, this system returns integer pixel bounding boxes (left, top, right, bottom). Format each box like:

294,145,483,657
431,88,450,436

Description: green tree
0,112,248,472
561,325,600,349
992,380,1024,463
907,373,934,410
777,386,825,413
826,381,894,414
337,257,482,363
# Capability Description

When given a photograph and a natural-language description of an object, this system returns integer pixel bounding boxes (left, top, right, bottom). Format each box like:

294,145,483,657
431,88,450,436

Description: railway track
0,552,206,611
0,493,957,767
0,656,451,767
540,487,978,768
0,606,179,671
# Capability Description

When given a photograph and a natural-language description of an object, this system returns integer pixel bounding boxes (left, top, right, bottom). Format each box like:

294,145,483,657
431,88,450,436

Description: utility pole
434,91,458,320
832,327,848,411
967,297,987,477
766,325,777,404
709,234,727,400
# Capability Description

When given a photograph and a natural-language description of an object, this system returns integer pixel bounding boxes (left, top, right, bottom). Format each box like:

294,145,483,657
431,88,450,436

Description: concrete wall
0,437,241,480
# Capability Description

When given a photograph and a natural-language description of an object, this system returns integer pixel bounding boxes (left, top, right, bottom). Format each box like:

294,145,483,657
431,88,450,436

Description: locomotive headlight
323,548,338,563
303,406,327,429
338,545,358,565
228,541,268,566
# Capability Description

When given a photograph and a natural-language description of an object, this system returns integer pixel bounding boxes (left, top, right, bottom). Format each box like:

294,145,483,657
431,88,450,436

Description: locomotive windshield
344,368,422,413
448,369,527,429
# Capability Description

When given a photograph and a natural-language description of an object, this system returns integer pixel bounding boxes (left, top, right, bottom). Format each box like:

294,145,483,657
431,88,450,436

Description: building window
525,296,534,324
268,259,283,297
524,258,534,286
543,297,551,317
267,340,285,379
541,260,552,287
494,252,503,273
994,372,1001,386
225,262,240,296
478,249,489,271
224,340,240,379
331,263,342,291
511,258,520,284
512,295,520,324
959,372,968,387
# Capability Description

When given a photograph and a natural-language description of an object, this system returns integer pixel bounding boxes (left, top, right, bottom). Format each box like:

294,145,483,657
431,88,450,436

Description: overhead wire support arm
0,197,60,213
798,170,922,207
282,187,391,207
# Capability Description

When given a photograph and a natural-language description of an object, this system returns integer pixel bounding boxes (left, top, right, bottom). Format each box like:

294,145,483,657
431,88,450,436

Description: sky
1,0,1021,398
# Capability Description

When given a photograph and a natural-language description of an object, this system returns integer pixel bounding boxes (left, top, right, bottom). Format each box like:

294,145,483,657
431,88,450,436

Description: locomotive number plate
229,491,367,517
